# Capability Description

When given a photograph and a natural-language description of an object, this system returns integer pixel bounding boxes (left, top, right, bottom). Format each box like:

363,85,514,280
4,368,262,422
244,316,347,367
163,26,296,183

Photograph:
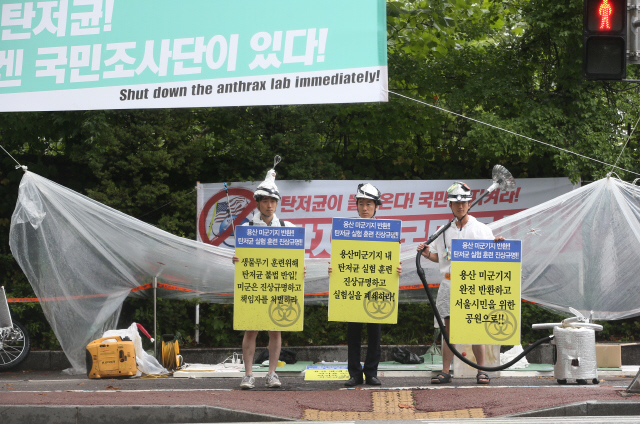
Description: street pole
153,276,157,357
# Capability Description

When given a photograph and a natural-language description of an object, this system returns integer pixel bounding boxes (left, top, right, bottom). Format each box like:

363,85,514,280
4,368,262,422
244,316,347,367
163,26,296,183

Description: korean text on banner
234,226,305,331
329,218,401,324
197,178,576,258
449,239,522,345
0,0,388,111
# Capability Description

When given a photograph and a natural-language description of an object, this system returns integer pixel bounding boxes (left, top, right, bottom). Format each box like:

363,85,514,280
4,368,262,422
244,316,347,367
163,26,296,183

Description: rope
138,339,181,378
161,339,181,370
137,188,196,219
387,90,640,178
0,142,193,217
138,368,173,379
0,143,25,170
610,113,640,174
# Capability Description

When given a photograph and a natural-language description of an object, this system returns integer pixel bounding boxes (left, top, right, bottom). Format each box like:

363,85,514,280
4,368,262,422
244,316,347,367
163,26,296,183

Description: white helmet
355,183,382,205
254,169,281,201
447,181,472,202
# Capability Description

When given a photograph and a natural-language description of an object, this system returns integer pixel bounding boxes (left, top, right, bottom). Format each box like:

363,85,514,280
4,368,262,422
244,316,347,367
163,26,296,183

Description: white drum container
553,326,599,384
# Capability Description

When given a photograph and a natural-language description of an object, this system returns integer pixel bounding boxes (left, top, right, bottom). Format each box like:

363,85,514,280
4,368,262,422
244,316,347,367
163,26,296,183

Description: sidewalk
1,368,639,423
13,343,640,372
3,343,640,423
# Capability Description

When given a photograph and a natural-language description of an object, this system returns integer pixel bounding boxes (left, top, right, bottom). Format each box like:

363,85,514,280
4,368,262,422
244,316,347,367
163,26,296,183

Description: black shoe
365,376,381,386
344,377,363,387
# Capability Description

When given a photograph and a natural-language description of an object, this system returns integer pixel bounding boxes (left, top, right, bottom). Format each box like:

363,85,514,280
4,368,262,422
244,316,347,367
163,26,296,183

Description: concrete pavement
1,369,640,423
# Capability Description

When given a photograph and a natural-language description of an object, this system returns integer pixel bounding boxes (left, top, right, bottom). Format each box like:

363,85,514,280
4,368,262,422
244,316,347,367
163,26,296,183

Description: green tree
2,0,640,349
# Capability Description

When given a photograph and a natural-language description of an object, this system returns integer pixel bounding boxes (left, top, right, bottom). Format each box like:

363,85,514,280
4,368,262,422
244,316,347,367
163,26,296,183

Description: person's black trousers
347,322,381,379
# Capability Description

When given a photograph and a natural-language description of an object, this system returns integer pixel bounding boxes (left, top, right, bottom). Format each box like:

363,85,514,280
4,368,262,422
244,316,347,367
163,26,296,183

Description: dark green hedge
8,290,640,352
111,298,638,350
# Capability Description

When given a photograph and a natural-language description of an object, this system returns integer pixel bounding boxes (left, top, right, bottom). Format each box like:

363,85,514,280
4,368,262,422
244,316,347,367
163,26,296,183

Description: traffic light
583,0,627,80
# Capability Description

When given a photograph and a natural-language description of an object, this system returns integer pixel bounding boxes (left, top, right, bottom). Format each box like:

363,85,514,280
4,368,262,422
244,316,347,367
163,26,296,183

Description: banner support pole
195,304,200,344
153,276,157,357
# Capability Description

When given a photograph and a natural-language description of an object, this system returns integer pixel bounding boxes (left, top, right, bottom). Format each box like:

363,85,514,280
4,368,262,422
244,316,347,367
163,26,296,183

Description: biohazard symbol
268,299,302,328
363,288,396,320
485,309,518,342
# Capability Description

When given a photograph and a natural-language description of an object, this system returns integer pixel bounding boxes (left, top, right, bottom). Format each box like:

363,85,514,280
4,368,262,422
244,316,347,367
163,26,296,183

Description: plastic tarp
488,176,640,321
500,345,529,369
101,322,168,376
11,171,408,372
9,172,640,373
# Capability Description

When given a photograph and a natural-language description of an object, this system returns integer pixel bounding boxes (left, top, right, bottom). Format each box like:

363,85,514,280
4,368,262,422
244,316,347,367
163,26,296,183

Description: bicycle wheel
0,320,30,371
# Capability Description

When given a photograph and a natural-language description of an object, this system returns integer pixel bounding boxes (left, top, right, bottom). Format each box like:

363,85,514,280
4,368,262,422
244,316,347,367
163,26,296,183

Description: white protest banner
196,178,577,259
0,0,387,111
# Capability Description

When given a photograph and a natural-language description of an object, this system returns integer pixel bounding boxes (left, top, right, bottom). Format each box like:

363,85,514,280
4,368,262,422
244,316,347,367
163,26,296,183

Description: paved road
1,370,639,421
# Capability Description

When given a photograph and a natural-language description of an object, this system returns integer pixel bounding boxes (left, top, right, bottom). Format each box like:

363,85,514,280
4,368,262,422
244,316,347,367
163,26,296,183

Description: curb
506,400,640,417
13,343,640,371
13,344,432,371
0,405,294,424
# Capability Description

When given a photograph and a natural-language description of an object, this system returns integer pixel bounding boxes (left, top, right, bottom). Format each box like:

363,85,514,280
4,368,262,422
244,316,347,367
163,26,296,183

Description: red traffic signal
583,0,627,79
585,0,625,32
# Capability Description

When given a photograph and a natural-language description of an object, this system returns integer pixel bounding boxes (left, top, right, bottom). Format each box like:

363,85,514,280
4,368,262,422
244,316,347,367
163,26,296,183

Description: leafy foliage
2,0,640,350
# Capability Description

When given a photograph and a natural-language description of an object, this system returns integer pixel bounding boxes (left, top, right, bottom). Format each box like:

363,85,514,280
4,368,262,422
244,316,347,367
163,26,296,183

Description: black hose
416,248,553,372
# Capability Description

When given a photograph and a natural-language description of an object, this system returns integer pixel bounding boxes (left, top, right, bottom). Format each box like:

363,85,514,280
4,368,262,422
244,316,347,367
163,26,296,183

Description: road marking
1,384,627,393
0,380,82,383
342,384,627,390
304,390,485,421
0,388,233,393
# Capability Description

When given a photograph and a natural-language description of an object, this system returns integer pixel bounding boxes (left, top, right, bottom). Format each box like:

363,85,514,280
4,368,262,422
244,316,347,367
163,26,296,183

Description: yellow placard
449,261,521,345
234,247,305,331
304,367,350,381
328,239,400,323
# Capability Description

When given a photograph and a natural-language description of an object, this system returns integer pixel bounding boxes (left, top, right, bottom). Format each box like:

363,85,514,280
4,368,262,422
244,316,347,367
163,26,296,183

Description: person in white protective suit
232,168,297,390
417,182,504,385
329,183,402,387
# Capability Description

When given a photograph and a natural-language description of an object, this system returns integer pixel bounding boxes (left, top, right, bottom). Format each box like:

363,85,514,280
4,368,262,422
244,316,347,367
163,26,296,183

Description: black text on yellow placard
329,218,401,324
449,239,522,345
234,226,305,331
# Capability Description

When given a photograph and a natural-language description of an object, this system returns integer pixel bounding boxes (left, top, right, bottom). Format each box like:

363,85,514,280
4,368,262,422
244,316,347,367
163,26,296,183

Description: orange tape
8,282,536,304
401,283,440,290
131,283,152,292
7,298,40,303
8,283,153,303
157,282,199,293
302,284,439,297
8,293,117,303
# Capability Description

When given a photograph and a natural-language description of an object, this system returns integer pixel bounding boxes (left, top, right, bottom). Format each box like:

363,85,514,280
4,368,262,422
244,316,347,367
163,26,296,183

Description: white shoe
240,375,255,389
265,372,281,388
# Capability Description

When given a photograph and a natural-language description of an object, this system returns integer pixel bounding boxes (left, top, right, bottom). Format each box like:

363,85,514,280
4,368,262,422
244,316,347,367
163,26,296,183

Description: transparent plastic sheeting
8,172,640,373
488,176,640,321
7,172,434,372
102,323,168,376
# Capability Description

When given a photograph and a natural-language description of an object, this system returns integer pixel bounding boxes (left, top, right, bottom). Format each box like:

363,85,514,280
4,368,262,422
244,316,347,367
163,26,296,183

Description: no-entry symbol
198,188,256,247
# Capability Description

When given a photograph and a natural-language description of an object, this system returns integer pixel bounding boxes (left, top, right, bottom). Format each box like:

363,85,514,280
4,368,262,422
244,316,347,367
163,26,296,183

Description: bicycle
0,287,31,371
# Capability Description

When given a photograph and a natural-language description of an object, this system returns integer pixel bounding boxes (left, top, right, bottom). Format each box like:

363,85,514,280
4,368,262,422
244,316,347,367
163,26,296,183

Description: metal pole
629,0,640,65
223,183,236,237
195,304,200,344
153,276,157,357
195,182,201,346
421,182,498,248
